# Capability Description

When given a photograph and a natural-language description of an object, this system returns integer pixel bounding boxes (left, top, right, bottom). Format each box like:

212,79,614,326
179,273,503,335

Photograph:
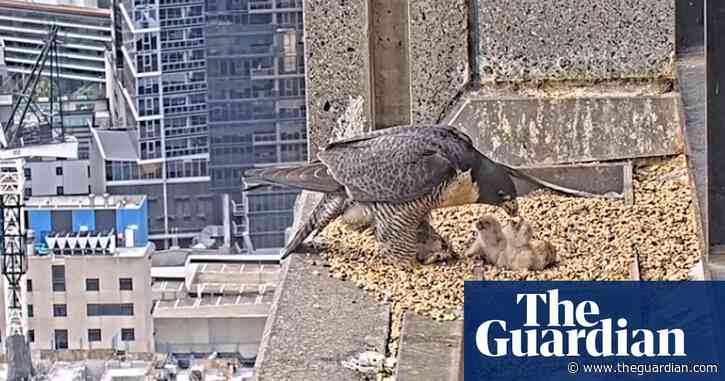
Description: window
121,328,135,341
24,168,31,180
56,186,64,195
86,303,134,316
24,188,32,198
55,329,68,350
26,279,32,292
53,304,67,317
56,167,63,176
27,329,34,343
27,304,33,318
119,278,133,291
52,265,65,291
86,278,99,291
88,329,101,342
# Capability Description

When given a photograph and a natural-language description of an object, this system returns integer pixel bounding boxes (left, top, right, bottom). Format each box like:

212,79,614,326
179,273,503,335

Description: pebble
313,156,700,323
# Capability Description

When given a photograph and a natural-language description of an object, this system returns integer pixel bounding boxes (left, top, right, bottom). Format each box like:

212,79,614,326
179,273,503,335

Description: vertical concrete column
407,0,469,123
303,0,470,155
304,0,374,156
706,0,725,254
222,193,231,249
370,0,411,128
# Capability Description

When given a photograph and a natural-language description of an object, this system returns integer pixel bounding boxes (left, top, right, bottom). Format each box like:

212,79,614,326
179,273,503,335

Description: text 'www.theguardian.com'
568,361,719,376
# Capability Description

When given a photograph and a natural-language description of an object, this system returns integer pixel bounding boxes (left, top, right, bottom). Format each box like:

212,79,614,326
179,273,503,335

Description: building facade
109,0,306,252
23,97,110,198
206,0,306,251
0,195,154,353
108,0,223,248
0,0,111,96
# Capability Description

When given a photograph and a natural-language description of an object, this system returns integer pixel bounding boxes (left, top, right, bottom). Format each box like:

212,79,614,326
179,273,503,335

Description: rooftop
26,194,146,209
90,127,139,161
153,295,272,319
29,242,153,258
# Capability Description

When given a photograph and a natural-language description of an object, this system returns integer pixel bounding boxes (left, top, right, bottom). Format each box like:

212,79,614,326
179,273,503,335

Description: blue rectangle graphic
464,282,725,380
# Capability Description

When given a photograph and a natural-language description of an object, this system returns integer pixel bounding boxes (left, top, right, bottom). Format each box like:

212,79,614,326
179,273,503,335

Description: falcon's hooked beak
502,198,519,217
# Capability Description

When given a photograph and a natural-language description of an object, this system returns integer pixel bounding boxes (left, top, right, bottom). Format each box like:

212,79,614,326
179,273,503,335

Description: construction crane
0,26,78,380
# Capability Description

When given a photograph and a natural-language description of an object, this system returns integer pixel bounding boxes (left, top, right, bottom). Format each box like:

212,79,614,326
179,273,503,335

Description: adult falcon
245,124,520,264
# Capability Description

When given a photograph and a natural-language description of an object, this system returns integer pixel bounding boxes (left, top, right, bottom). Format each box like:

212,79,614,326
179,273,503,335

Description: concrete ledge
449,94,682,166
254,254,390,380
515,162,627,196
395,312,463,381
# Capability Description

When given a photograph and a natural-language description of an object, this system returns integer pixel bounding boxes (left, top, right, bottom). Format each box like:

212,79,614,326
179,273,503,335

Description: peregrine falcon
245,124,519,263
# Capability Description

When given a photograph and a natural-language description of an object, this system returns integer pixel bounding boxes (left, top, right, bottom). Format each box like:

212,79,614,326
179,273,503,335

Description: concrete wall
154,317,266,358
475,0,675,82
303,0,469,154
27,160,92,197
0,252,155,353
303,0,373,155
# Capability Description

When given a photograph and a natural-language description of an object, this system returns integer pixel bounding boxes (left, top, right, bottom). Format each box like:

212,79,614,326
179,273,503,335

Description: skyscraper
110,0,306,251
206,0,306,251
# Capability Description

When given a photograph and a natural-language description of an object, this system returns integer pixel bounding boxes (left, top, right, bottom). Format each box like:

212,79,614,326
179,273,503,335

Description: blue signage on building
464,282,725,380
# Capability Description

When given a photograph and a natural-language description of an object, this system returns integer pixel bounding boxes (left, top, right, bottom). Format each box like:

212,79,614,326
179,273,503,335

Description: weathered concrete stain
451,95,682,166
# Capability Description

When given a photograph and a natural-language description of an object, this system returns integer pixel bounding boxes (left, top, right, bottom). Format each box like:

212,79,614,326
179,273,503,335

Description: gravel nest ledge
314,156,701,326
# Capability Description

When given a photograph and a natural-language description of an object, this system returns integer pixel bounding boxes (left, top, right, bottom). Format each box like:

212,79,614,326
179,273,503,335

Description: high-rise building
0,0,111,97
206,0,306,252
109,0,221,248
109,0,306,252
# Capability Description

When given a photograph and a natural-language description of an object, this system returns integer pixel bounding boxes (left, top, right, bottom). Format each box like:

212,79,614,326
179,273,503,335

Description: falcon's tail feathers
281,194,348,260
504,166,618,199
244,162,342,193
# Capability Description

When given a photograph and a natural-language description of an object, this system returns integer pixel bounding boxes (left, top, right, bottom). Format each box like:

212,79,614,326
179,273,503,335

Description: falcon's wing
318,133,457,202
244,160,343,193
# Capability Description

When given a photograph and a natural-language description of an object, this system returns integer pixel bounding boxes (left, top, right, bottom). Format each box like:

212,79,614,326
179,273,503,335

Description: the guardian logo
476,289,686,358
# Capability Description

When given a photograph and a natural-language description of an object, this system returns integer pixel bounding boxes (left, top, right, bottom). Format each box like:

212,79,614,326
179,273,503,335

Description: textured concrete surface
254,254,390,380
676,54,710,279
408,0,468,123
371,0,411,128
514,162,626,196
395,312,463,381
449,94,682,166
476,0,674,82
304,0,373,156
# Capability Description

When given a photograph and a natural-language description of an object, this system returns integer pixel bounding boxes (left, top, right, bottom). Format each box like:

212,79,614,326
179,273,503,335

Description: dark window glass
56,186,64,195
52,265,65,291
24,168,31,180
86,278,99,291
26,279,32,292
27,304,33,318
28,329,34,343
53,304,67,317
56,167,63,176
55,329,68,349
121,328,135,341
119,278,133,291
88,329,101,342
86,303,134,316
